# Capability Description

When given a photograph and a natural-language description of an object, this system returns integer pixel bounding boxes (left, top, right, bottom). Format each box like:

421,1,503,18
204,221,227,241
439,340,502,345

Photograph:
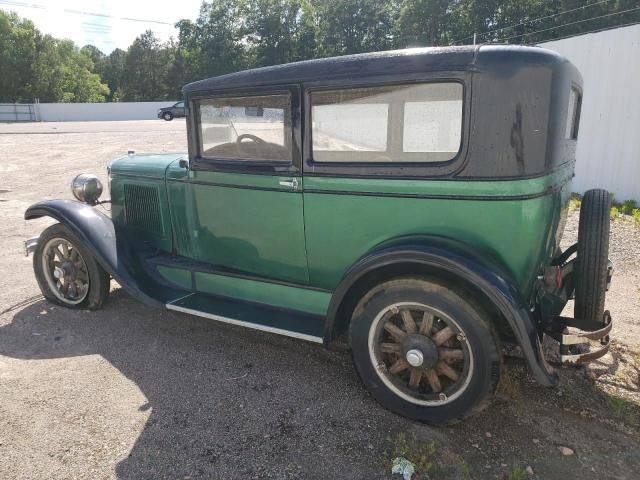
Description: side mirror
179,159,189,169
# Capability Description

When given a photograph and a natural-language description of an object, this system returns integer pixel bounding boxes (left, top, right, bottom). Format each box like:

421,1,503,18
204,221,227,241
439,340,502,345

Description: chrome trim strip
166,301,324,344
168,292,195,305
24,235,39,256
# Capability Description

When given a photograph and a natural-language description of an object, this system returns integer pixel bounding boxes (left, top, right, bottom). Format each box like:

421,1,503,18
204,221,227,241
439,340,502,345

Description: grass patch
610,206,619,220
386,432,436,476
569,193,581,210
496,366,520,400
619,199,637,215
608,396,630,413
386,434,473,479
507,467,529,480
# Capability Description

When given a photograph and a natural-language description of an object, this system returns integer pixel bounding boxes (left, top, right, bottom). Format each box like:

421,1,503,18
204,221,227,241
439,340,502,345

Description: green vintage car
24,45,613,424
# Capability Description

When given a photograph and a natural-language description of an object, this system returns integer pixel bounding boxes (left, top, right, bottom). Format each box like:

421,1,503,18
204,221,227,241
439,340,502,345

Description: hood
108,152,187,179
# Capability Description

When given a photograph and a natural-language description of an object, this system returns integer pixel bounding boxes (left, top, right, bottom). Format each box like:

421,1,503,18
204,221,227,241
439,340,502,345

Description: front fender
325,238,558,387
25,199,167,307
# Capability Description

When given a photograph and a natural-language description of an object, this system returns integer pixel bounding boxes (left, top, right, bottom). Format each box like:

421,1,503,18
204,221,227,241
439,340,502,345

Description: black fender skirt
25,199,174,307
325,238,559,387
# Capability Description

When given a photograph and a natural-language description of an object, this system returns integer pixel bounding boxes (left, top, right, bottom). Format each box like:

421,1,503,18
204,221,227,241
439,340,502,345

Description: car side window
565,88,581,140
311,82,462,163
175,102,184,108
196,93,292,162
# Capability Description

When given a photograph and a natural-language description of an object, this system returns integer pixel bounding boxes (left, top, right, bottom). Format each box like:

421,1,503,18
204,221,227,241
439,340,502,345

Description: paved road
0,119,187,135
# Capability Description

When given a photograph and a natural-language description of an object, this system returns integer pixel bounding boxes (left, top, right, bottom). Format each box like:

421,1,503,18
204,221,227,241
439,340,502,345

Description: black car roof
182,45,567,95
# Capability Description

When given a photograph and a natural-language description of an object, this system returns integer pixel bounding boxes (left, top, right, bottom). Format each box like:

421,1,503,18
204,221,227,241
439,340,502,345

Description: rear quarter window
310,82,463,163
565,87,581,140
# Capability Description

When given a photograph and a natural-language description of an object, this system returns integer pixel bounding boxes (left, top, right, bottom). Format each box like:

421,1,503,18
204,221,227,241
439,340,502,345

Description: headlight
71,173,103,205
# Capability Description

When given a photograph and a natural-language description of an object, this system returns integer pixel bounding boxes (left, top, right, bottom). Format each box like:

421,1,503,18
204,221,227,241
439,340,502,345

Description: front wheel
162,112,173,121
350,278,501,425
33,223,110,310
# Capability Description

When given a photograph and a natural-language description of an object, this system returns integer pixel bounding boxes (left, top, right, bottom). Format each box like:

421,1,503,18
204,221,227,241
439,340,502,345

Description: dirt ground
0,120,639,480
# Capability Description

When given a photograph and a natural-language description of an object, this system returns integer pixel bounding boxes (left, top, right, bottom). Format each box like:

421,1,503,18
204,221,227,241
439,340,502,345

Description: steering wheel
236,133,266,144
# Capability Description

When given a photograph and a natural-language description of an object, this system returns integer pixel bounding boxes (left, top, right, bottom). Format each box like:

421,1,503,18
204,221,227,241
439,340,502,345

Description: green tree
0,10,37,102
176,0,247,82
122,30,171,101
314,0,396,57
0,9,109,103
244,0,303,66
100,48,127,101
396,0,451,46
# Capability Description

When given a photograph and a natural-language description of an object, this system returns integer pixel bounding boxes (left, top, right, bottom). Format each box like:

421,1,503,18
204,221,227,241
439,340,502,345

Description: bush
610,206,619,220
633,208,640,226
569,193,582,210
620,200,638,215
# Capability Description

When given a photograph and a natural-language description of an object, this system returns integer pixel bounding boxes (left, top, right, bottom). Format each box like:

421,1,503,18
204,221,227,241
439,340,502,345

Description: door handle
279,178,299,191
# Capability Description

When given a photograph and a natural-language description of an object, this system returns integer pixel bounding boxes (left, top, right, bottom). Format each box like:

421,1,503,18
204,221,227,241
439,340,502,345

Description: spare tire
574,189,611,323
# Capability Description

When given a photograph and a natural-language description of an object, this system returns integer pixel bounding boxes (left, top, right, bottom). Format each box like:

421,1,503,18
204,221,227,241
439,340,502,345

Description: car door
174,102,186,116
184,86,308,284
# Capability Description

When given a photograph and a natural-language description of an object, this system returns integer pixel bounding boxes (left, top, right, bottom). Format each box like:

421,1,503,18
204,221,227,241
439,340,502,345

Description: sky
0,0,204,53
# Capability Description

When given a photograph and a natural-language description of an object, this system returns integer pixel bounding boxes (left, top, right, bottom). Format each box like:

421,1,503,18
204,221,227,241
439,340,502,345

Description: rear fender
325,237,558,387
25,199,170,306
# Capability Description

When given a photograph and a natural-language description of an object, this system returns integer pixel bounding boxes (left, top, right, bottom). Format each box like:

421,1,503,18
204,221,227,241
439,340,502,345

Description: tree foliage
1,1,639,103
0,10,109,102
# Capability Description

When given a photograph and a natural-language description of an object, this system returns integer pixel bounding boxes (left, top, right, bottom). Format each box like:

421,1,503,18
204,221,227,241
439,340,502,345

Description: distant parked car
158,101,186,121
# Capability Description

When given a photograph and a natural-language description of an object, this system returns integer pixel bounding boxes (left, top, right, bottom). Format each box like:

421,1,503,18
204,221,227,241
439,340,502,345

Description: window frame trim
187,85,302,175
302,73,471,178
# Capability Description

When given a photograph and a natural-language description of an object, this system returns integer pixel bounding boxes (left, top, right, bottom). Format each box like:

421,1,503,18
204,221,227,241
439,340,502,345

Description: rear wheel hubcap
368,302,474,406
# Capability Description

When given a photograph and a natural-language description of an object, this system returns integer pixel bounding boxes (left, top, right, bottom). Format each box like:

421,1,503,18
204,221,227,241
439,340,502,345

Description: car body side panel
194,271,330,315
109,153,186,254
303,165,573,300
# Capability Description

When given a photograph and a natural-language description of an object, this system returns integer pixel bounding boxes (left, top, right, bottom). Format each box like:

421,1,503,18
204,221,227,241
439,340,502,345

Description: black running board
166,293,325,344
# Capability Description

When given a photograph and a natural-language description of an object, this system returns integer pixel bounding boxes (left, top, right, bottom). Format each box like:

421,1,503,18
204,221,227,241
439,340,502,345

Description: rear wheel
350,278,501,425
33,224,110,310
574,189,611,323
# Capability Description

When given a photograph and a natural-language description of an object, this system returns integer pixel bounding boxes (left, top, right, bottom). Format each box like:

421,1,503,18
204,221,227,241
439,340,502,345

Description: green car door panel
169,169,309,285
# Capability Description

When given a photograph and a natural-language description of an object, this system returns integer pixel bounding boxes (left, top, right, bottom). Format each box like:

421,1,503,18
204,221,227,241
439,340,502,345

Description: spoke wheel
41,237,90,305
368,302,473,406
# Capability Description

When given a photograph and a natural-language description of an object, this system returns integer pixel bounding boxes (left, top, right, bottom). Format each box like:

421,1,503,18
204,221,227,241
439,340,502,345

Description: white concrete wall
35,101,179,122
540,24,640,202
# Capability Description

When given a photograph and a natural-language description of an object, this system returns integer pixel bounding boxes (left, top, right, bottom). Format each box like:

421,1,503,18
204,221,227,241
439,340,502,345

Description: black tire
574,189,611,323
350,278,501,425
162,112,173,121
33,223,110,310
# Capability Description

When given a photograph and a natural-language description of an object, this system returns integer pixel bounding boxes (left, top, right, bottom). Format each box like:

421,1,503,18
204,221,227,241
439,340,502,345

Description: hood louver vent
123,184,164,236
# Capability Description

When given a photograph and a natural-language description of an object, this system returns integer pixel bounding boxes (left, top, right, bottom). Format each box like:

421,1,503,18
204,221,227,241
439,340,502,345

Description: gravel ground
0,121,639,480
